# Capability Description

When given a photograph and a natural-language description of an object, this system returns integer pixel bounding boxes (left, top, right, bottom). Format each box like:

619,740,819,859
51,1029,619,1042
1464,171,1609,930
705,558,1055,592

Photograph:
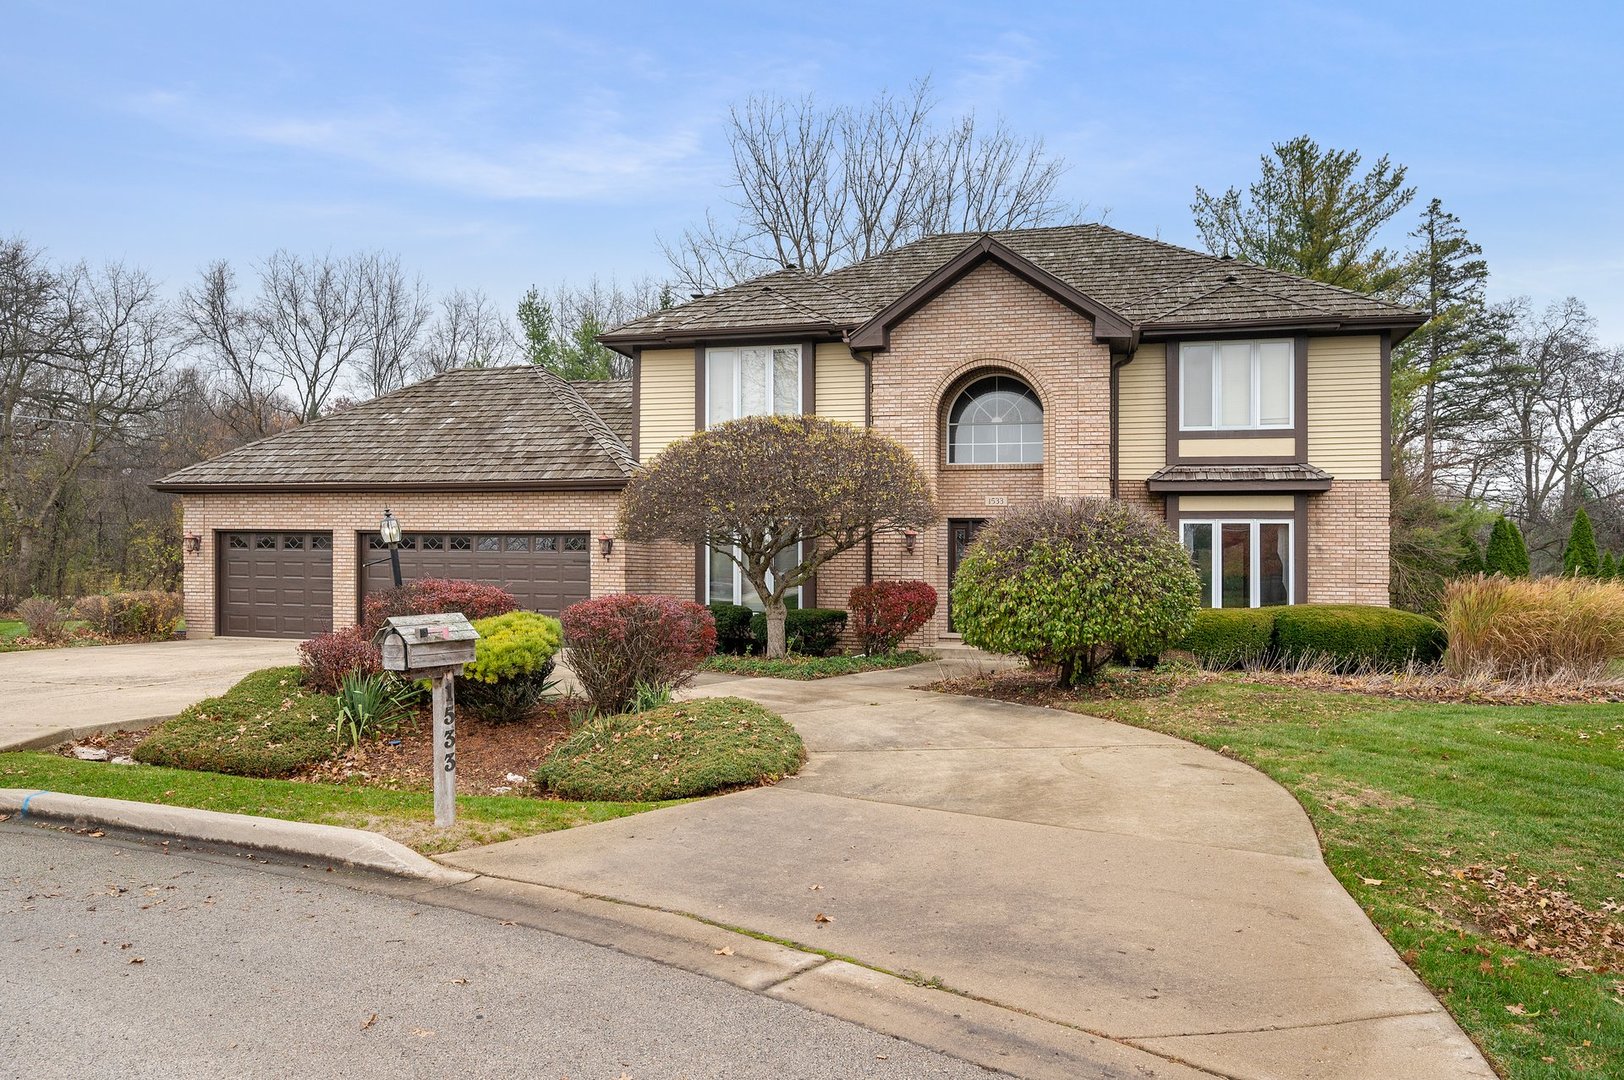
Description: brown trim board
1164,496,1310,605
1164,335,1308,466
1380,330,1393,482
629,345,642,463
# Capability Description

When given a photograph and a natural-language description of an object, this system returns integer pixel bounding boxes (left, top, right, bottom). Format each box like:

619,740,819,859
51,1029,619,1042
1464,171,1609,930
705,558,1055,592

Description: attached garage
217,531,334,639
359,531,592,616
155,366,634,640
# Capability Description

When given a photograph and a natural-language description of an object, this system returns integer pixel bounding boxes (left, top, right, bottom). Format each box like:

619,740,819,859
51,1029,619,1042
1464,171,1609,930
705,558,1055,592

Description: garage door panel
359,532,590,616
218,531,334,640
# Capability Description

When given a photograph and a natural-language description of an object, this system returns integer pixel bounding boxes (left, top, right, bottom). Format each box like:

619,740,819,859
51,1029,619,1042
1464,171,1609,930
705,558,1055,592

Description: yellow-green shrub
460,611,563,722
1442,575,1624,679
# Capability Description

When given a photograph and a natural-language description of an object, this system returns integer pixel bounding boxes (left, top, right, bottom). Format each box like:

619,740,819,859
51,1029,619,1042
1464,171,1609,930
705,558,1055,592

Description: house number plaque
984,495,1009,506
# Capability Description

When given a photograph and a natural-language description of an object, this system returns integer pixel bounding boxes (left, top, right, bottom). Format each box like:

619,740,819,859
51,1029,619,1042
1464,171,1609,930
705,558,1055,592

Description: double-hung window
1180,340,1293,430
707,543,802,611
1182,520,1292,608
707,345,801,425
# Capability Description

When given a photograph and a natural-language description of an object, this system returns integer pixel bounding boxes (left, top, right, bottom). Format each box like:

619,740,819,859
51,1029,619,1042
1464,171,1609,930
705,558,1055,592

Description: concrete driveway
0,637,299,752
442,662,1494,1080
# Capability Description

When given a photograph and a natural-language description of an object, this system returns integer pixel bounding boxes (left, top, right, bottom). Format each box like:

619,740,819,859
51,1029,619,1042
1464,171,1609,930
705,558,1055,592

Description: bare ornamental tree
255,250,371,421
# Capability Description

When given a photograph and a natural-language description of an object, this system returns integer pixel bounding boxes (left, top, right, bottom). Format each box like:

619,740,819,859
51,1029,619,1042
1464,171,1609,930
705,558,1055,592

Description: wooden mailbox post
374,613,478,828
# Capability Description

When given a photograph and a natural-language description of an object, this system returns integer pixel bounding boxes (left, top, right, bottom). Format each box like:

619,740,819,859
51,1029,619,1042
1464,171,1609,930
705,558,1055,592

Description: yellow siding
1307,335,1384,479
1178,436,1297,458
814,342,866,425
638,347,695,463
1178,494,1296,513
1117,344,1165,481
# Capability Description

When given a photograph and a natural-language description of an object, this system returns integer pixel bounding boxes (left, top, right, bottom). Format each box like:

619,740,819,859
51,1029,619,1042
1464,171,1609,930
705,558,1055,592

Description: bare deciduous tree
255,250,370,421
355,252,432,397
415,288,516,376
177,260,290,438
663,80,1076,292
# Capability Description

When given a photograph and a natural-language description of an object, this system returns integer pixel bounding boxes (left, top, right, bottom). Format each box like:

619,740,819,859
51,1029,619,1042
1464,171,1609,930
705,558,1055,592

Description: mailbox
373,613,479,673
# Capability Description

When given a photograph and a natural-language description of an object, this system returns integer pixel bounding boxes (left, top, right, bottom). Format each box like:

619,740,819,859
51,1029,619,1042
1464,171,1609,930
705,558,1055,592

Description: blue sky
5,1,1622,337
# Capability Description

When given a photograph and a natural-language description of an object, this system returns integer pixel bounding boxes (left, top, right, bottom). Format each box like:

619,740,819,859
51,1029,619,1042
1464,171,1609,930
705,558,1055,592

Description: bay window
707,543,802,611
707,345,801,425
1180,340,1293,430
1181,520,1292,608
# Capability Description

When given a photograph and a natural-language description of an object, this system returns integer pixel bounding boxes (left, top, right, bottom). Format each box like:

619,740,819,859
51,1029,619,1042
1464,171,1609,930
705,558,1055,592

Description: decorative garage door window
359,532,591,616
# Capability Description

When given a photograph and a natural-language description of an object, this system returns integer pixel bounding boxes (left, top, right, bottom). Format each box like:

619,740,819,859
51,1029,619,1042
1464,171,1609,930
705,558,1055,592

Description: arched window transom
946,375,1043,464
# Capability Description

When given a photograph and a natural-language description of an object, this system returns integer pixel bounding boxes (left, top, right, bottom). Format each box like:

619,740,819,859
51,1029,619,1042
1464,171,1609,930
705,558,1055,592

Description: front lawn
936,668,1624,1080
0,751,671,855
700,651,929,679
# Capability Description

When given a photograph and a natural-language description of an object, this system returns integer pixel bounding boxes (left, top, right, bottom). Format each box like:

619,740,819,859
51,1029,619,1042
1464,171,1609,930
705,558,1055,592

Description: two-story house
157,224,1422,643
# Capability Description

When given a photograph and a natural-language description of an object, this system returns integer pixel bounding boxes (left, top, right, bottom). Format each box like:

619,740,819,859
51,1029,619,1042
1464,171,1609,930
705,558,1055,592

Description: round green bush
135,667,339,777
1272,605,1446,670
534,697,804,801
459,611,563,722
951,498,1200,685
1176,608,1278,668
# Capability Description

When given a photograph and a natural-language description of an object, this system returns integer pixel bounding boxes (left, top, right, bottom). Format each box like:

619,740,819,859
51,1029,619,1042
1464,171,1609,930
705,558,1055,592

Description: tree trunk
763,595,789,658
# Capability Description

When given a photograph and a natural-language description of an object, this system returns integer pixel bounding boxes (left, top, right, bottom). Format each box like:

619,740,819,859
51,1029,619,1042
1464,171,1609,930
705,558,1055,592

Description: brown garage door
218,531,334,639
359,532,591,616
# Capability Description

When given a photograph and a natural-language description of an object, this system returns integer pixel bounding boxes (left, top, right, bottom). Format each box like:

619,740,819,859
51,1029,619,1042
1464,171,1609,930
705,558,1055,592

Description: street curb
0,715,174,754
0,789,476,885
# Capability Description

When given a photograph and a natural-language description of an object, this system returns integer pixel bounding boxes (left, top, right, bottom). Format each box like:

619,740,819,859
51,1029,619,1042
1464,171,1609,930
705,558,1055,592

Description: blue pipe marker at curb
18,790,49,817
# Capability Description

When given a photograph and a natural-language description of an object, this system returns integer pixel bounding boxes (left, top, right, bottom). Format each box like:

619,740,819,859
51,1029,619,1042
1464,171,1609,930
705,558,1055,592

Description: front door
946,518,986,633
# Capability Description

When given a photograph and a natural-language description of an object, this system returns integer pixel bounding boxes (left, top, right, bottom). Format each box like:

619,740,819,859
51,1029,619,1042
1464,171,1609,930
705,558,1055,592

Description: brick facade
180,489,624,637
1307,479,1391,605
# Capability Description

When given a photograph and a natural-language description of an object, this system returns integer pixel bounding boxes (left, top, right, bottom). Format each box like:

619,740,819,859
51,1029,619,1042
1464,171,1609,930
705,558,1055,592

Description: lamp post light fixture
598,534,615,557
380,509,404,587
902,528,919,555
183,533,202,554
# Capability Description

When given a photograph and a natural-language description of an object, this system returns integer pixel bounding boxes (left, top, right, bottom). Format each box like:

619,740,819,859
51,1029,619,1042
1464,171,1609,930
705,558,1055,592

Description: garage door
218,531,334,639
359,532,591,616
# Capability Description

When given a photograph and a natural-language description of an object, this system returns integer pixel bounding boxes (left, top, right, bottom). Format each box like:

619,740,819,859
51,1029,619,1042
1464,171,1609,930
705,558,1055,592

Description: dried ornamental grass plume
1442,575,1624,680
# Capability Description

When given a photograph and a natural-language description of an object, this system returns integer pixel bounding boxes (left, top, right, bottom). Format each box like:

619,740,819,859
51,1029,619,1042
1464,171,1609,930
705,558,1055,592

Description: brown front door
217,531,334,639
946,518,986,633
358,532,592,616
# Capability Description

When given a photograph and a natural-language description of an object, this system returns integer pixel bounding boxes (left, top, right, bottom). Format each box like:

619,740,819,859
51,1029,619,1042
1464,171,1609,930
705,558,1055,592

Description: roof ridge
530,366,636,476
1144,280,1232,321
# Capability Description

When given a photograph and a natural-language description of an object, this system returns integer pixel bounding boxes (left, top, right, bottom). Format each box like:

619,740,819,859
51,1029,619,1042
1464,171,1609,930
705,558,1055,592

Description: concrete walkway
0,637,299,751
442,662,1494,1079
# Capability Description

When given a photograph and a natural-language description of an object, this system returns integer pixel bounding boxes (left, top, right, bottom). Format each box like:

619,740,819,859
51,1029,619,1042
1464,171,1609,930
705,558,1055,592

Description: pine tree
1602,551,1619,581
1484,515,1531,577
1562,507,1601,577
1455,520,1485,576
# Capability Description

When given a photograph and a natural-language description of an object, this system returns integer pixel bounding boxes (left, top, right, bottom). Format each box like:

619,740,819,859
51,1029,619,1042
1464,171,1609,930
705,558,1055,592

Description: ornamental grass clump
1442,575,1624,680
951,498,1200,686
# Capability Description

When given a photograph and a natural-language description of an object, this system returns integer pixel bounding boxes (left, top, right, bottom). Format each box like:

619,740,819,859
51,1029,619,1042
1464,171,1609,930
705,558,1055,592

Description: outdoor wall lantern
598,534,615,557
184,533,202,554
378,508,404,587
902,528,918,555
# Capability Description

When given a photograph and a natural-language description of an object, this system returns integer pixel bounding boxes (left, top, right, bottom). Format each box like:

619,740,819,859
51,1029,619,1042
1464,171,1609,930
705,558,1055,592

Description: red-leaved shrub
562,594,717,715
361,578,519,635
849,579,938,654
298,626,383,693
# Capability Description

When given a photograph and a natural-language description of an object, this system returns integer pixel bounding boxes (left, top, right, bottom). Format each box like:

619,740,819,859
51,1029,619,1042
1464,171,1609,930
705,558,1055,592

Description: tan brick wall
869,260,1113,643
180,489,625,637
626,538,697,601
1307,480,1390,605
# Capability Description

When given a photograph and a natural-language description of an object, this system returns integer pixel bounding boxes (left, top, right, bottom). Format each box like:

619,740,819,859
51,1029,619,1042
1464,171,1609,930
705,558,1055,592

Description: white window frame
705,542,803,611
705,344,802,426
1181,519,1294,608
1178,339,1294,431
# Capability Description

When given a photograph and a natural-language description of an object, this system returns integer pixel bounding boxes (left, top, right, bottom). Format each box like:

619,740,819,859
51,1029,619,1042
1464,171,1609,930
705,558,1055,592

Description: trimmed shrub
849,580,937,654
1176,608,1277,668
459,611,564,722
73,591,183,640
135,666,339,777
1272,605,1447,670
1483,516,1531,578
1562,507,1602,578
709,602,755,655
563,594,717,715
361,577,518,635
16,597,68,643
1442,575,1624,679
951,498,1200,685
535,696,804,800
298,626,382,694
749,607,847,656
1604,551,1620,582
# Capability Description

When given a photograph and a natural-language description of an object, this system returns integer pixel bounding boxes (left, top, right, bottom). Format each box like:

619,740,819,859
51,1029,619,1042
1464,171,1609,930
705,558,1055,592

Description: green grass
0,617,91,651
700,651,930,679
135,666,341,777
1074,674,1624,1079
0,751,672,854
536,696,805,800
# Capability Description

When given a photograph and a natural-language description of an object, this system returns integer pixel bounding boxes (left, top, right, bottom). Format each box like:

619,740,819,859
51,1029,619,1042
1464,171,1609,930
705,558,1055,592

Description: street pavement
0,637,299,752
1,822,995,1080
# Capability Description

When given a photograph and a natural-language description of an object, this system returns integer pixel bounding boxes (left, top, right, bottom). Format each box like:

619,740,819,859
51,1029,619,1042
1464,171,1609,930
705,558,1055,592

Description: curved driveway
443,662,1495,1079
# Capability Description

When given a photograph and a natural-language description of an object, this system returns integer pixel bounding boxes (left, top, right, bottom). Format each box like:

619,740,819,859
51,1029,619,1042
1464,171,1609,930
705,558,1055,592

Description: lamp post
380,509,403,587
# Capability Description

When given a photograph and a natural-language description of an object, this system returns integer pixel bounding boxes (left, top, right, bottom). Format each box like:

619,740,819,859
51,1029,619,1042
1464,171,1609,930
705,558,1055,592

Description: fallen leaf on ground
360,1013,378,1031
814,912,833,924
1361,877,1384,886
128,957,144,965
410,1028,435,1038
714,946,734,956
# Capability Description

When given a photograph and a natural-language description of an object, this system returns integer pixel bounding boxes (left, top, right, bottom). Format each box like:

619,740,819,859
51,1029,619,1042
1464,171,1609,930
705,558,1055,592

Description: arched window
946,375,1043,464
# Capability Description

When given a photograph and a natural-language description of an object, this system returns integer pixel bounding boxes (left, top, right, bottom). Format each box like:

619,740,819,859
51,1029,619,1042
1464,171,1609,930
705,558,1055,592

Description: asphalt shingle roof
153,366,633,490
603,224,1421,344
